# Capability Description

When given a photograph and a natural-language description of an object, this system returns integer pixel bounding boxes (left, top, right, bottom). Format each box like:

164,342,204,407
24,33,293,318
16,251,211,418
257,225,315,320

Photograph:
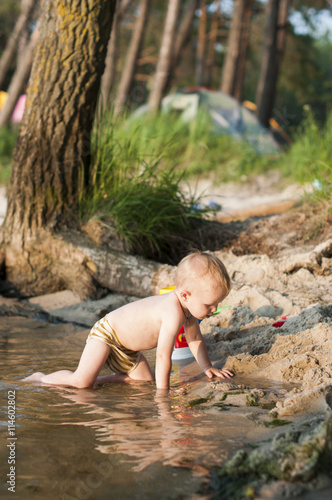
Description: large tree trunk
114,0,150,116
0,0,116,296
0,23,39,128
3,0,115,239
195,0,207,87
147,0,181,113
255,0,280,127
0,0,38,90
220,0,252,99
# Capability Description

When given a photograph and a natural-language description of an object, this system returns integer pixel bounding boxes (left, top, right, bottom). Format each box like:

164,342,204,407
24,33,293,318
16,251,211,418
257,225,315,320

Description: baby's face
186,278,226,320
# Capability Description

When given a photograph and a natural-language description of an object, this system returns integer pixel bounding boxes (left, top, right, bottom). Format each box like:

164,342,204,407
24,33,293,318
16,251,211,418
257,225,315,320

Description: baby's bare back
106,292,182,352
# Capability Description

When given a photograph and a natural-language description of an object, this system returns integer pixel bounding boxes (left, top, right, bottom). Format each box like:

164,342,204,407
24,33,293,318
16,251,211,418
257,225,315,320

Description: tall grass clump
123,109,190,161
277,107,332,211
80,113,206,260
278,107,332,186
109,108,274,183
182,109,273,181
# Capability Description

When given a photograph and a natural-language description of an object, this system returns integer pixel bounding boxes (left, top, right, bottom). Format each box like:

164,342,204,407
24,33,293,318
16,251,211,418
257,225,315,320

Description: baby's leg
35,339,109,388
128,354,154,382
22,372,46,382
95,354,154,384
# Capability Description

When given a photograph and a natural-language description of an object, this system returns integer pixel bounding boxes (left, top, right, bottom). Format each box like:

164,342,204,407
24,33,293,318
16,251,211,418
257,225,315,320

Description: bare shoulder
158,291,183,324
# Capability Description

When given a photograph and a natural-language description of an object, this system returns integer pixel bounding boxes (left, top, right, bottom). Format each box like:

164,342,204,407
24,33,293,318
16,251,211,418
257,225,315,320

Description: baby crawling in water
23,251,233,390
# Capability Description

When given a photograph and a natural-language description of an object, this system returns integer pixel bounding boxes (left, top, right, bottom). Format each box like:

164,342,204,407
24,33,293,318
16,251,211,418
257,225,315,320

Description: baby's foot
22,372,45,382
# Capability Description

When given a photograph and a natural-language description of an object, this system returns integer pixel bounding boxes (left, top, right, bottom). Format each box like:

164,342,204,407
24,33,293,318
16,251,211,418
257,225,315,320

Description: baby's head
175,252,231,319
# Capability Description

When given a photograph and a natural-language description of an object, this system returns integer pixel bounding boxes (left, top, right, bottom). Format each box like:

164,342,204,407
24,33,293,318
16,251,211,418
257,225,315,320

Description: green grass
0,106,330,255
124,106,331,197
278,107,332,184
80,107,331,257
0,125,17,184
124,108,273,182
80,113,207,259
276,107,332,217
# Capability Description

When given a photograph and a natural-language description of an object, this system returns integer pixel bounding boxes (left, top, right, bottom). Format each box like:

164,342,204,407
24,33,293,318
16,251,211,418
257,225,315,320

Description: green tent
132,88,280,155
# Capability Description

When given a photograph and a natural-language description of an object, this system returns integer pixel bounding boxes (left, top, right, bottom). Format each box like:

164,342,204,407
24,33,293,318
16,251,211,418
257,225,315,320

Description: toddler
23,252,233,390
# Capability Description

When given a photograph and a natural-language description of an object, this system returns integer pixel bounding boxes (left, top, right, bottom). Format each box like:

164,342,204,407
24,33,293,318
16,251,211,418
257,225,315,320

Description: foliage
242,6,332,130
0,125,17,184
121,109,273,182
0,106,330,254
277,107,332,192
80,113,207,260
78,105,332,259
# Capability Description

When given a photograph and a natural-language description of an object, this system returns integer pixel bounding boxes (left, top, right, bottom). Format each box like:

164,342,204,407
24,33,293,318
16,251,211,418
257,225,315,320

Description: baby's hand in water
204,367,234,379
169,385,189,396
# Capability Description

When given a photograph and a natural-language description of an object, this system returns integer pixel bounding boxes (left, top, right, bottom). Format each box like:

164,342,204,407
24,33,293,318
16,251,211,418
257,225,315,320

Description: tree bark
3,0,116,244
114,0,150,116
0,0,117,297
220,0,252,99
0,23,39,128
255,0,280,127
3,228,175,299
147,0,181,113
0,0,38,90
195,0,207,87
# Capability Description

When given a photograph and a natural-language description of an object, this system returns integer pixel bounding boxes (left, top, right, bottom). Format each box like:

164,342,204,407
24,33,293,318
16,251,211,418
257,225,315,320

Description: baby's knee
71,374,95,389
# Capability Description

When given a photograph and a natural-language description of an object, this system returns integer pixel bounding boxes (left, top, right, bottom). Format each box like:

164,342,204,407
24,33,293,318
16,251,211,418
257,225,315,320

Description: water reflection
0,316,270,499
58,384,231,475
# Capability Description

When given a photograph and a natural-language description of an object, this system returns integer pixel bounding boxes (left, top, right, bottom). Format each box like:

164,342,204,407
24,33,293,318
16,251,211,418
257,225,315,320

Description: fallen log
2,229,175,299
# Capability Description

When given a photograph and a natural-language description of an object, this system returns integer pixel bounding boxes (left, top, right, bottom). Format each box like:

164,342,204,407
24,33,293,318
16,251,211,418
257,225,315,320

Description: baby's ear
180,290,190,302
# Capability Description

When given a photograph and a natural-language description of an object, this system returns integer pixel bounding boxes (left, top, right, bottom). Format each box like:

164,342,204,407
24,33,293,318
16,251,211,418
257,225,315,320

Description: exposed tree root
0,228,175,299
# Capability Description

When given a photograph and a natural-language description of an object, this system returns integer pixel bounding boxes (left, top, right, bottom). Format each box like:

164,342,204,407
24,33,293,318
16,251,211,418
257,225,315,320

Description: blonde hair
175,251,231,295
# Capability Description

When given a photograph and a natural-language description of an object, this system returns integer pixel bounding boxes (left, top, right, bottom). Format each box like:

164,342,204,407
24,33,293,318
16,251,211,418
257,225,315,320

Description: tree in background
220,0,252,100
147,0,180,112
255,0,281,127
205,1,222,87
165,0,198,92
1,0,116,296
98,0,121,113
0,19,39,127
99,0,131,113
0,0,38,90
195,0,207,86
0,1,21,90
114,0,150,115
255,0,294,127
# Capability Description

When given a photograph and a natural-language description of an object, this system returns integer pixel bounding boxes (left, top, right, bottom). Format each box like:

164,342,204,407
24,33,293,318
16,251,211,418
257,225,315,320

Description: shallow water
1,317,279,500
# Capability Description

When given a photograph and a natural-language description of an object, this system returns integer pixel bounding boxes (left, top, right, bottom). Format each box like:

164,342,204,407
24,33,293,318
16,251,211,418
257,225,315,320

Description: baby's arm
155,315,180,390
185,319,233,379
